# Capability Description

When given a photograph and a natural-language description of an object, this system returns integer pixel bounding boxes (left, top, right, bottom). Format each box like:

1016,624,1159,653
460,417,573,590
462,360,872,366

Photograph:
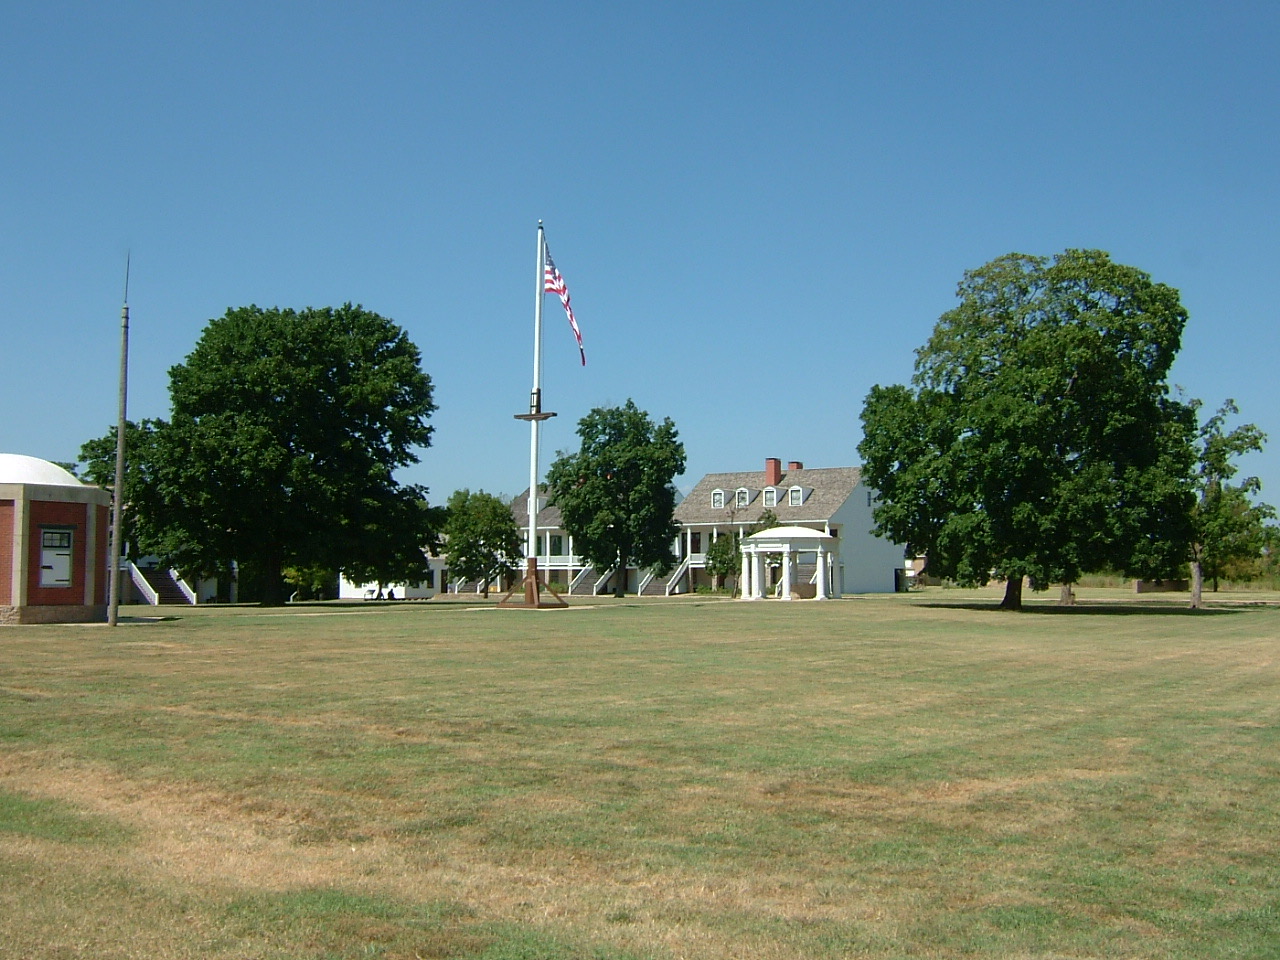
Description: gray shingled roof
510,486,562,527
513,468,864,529
673,466,864,526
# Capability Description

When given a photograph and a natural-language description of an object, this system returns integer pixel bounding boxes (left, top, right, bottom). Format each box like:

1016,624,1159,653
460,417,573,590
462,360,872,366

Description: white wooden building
670,458,906,596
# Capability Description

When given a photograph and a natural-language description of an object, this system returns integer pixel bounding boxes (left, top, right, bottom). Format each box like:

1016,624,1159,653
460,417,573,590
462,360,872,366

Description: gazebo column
740,547,752,600
751,549,766,599
780,546,793,600
815,548,829,600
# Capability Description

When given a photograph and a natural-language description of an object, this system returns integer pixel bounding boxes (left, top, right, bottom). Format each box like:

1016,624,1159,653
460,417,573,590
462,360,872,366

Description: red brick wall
26,500,89,606
0,500,13,605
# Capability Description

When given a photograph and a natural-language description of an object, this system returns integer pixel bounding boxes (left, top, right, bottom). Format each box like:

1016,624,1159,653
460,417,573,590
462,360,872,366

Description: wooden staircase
139,567,193,605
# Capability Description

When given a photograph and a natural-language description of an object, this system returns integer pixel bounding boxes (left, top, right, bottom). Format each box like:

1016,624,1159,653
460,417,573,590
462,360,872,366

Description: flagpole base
498,558,569,609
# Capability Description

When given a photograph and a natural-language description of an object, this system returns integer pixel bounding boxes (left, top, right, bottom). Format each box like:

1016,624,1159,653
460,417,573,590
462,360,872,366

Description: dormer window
788,486,805,507
711,489,725,509
763,487,778,508
735,487,750,508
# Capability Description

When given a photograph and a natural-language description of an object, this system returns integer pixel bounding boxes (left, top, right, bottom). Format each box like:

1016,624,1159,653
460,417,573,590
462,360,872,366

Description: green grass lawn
2,590,1277,959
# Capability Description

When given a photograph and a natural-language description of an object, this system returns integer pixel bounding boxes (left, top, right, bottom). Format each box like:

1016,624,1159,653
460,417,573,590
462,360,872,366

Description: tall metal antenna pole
106,254,130,626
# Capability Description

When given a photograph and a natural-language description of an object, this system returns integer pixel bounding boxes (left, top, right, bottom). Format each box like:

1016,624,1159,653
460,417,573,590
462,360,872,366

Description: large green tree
545,400,686,597
859,250,1196,610
78,418,169,563
82,304,437,605
702,509,779,593
442,489,521,598
1189,400,1274,607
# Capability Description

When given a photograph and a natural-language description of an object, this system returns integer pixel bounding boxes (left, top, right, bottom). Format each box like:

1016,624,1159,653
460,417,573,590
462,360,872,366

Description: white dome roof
0,454,86,487
745,525,835,541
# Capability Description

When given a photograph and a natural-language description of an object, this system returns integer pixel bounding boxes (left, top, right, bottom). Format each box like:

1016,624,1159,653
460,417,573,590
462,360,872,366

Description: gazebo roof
0,454,85,487
744,525,835,543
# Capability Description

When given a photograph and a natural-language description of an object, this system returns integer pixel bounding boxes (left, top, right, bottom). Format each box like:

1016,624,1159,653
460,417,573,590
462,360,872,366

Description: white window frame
39,527,74,588
763,487,778,508
788,486,804,507
711,489,725,509
735,487,750,508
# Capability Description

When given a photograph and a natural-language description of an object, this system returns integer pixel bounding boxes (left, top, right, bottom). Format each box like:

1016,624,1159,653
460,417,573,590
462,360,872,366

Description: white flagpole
527,222,545,558
505,221,565,609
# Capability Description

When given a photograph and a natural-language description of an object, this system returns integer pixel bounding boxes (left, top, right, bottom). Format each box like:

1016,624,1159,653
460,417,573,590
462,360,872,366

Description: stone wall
0,604,107,625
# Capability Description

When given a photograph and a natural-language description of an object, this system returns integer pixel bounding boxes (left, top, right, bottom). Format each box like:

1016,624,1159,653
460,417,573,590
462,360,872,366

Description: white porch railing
568,566,594,594
127,562,158,605
592,567,617,595
172,570,198,604
664,555,691,595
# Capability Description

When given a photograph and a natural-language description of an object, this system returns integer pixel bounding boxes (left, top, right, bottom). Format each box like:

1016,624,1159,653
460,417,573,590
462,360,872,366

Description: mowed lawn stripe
1,592,1277,959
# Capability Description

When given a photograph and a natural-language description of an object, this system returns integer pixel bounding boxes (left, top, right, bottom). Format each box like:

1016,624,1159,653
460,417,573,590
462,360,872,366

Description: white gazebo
739,525,839,600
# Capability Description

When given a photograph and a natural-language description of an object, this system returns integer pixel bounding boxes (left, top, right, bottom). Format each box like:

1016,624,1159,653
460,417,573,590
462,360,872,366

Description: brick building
0,454,111,624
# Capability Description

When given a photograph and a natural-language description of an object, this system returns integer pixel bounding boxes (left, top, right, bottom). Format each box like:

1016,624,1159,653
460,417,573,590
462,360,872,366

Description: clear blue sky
3,2,1277,505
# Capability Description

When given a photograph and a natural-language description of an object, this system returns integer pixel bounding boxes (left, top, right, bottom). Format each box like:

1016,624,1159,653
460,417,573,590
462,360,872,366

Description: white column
752,549,766,599
780,545,793,600
815,548,828,600
13,490,29,606
84,500,98,607
740,546,751,600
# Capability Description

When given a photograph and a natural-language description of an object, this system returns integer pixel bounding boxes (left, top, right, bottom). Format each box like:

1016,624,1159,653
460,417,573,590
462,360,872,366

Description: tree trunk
999,576,1023,611
614,547,628,597
260,555,286,606
217,561,235,603
1058,583,1075,605
1190,560,1204,610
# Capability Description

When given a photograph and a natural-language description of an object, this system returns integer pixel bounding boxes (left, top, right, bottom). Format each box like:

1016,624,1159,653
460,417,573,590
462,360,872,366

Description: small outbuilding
0,454,111,624
740,525,839,600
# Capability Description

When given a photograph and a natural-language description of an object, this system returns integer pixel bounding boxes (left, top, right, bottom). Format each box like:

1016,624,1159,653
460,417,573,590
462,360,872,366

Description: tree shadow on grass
917,601,1239,616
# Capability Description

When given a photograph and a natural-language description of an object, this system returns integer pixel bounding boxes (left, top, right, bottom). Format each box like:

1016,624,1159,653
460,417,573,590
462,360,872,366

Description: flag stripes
543,243,585,366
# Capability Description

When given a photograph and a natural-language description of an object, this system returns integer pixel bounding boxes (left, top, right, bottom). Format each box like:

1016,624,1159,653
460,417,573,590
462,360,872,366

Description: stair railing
664,555,692,595
172,571,198,605
128,563,159,605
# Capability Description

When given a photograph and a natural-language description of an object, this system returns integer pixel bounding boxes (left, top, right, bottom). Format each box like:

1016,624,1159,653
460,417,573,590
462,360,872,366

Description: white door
40,529,72,587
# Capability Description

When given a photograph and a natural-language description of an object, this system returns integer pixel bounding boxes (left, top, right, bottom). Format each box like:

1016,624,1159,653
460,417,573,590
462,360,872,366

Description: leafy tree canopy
859,250,1196,609
702,531,739,588
1189,400,1275,606
703,509,780,591
442,489,521,598
79,418,170,564
81,304,438,604
545,399,686,596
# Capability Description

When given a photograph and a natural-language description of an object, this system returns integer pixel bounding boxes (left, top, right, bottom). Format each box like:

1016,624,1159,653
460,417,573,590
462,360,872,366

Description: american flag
543,244,585,366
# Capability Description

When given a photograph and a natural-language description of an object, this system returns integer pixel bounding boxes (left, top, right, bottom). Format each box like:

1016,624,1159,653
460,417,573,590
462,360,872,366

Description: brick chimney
787,460,804,472
765,458,782,486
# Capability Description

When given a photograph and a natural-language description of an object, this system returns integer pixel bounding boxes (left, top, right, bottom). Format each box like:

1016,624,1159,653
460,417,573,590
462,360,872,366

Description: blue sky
3,2,1277,506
